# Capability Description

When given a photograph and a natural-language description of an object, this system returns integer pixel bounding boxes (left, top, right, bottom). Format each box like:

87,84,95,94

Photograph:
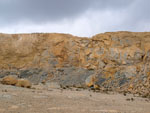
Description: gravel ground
0,84,150,113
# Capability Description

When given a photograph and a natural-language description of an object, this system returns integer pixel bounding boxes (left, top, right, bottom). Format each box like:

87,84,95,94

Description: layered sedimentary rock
0,32,150,97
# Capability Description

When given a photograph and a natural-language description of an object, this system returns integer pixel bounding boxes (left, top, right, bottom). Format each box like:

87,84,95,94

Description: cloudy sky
0,0,150,37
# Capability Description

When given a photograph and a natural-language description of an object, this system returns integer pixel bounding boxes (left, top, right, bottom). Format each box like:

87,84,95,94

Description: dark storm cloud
0,0,133,25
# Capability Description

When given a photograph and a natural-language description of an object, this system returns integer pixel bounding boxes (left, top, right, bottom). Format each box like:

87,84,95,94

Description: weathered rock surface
0,32,150,97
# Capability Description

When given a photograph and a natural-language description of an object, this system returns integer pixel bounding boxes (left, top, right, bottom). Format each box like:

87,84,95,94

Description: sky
0,0,150,37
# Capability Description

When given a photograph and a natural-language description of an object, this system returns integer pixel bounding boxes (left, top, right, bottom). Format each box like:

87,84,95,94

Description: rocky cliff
0,32,150,98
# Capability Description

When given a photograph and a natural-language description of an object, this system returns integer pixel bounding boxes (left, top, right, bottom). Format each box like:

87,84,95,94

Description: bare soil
0,84,150,113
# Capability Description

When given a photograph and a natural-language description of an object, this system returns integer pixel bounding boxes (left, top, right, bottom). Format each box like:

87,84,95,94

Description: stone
16,79,31,88
1,76,18,85
46,82,60,89
85,74,96,87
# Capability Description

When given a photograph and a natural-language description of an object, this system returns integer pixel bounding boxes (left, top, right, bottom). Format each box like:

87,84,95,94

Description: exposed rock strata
0,32,150,97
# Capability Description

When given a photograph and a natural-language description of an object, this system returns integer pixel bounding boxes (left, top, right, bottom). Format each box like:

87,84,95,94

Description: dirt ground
0,84,150,113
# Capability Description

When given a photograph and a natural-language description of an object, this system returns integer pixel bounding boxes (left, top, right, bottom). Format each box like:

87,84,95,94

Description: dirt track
0,84,150,113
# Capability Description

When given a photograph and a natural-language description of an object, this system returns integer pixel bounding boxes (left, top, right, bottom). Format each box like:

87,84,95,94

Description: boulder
1,76,18,85
16,79,31,88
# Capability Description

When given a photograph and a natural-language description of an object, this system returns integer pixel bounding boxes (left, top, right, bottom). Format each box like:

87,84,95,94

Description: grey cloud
118,0,150,30
0,0,91,24
92,0,135,10
0,0,134,25
0,0,150,35
130,0,150,22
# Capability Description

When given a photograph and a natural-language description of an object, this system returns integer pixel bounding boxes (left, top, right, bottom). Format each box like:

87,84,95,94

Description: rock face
0,32,150,97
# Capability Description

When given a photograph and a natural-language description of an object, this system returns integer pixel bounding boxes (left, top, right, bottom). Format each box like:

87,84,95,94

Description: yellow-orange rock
1,76,18,85
0,32,149,70
16,79,31,88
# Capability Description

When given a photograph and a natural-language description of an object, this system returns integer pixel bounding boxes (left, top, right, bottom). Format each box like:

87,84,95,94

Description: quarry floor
0,84,150,113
